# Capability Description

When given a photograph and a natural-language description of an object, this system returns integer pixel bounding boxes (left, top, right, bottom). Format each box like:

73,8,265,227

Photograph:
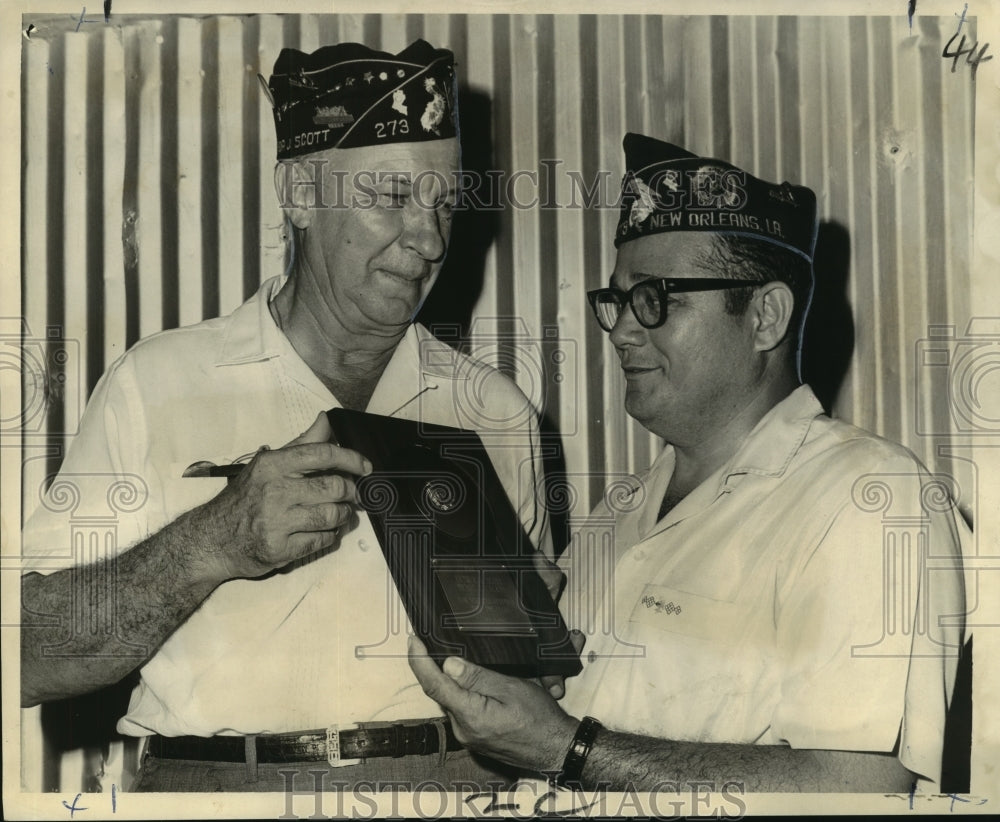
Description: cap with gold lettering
615,133,818,262
265,39,457,160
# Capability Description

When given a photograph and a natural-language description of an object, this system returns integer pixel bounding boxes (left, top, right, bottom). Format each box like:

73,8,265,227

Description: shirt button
358,539,369,552
587,651,598,664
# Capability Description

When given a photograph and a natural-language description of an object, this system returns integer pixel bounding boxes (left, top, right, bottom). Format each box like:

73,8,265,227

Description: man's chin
623,394,649,425
360,296,423,332
624,392,668,432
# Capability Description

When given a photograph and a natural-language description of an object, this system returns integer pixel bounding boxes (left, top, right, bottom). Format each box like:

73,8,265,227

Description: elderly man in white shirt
21,39,551,793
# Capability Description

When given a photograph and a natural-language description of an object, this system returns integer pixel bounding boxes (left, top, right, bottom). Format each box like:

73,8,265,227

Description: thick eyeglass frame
586,277,757,332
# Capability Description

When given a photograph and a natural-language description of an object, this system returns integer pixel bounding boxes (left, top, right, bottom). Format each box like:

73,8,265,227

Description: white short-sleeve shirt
558,385,966,785
23,276,552,737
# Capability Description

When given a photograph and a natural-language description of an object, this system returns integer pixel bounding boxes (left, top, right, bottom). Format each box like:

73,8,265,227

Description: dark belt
147,719,461,765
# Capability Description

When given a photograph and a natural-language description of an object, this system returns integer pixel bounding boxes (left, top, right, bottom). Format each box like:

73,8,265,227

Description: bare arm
22,505,231,707
21,414,369,707
577,730,914,792
408,639,916,793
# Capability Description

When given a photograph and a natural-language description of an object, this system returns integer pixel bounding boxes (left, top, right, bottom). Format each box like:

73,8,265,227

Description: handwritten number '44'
942,33,993,79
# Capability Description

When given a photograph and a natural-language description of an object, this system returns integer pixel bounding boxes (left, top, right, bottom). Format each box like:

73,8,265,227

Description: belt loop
244,734,259,783
392,723,404,759
432,718,448,766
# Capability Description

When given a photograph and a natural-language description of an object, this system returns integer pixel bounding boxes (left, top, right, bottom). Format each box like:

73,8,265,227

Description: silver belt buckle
326,724,361,767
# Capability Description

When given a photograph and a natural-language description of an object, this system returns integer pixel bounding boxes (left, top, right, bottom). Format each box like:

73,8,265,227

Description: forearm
21,504,225,707
20,415,364,708
577,730,914,793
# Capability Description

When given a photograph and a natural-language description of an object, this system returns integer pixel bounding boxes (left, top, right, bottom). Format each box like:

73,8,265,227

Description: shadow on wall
417,85,496,337
801,221,854,414
38,672,140,791
417,84,575,556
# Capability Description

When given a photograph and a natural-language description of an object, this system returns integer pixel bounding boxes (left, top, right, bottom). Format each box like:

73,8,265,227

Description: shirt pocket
627,583,752,648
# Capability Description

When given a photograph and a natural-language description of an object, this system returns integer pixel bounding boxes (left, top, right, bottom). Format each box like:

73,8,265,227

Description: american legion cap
264,39,457,160
615,133,818,263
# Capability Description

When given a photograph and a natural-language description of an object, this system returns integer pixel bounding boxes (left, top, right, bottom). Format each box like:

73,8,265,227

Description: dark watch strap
557,716,602,788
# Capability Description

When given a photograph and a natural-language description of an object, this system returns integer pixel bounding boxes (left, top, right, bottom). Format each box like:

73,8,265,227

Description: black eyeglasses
586,277,754,332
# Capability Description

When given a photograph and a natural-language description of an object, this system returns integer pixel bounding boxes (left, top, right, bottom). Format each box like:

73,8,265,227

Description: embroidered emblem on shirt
641,595,682,615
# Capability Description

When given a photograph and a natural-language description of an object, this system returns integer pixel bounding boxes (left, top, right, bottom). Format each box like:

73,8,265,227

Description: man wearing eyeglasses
409,133,968,793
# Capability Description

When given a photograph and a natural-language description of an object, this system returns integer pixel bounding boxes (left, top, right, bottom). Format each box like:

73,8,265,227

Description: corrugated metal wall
19,12,976,793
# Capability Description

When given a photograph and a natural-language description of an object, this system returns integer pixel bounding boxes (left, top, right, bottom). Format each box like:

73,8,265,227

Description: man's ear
750,281,795,352
273,160,314,230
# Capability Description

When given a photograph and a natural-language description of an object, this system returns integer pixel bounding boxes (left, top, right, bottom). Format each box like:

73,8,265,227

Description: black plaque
328,408,582,679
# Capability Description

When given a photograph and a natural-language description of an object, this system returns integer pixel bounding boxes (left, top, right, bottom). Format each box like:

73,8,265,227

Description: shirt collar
719,384,823,488
366,324,474,416
215,276,289,365
634,384,823,538
212,277,471,412
410,323,477,380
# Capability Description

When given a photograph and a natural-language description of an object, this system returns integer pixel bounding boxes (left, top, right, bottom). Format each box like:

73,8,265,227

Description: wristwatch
557,716,602,788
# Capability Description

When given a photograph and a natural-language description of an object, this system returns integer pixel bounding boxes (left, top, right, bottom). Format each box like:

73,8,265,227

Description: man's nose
608,303,645,348
401,202,448,262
